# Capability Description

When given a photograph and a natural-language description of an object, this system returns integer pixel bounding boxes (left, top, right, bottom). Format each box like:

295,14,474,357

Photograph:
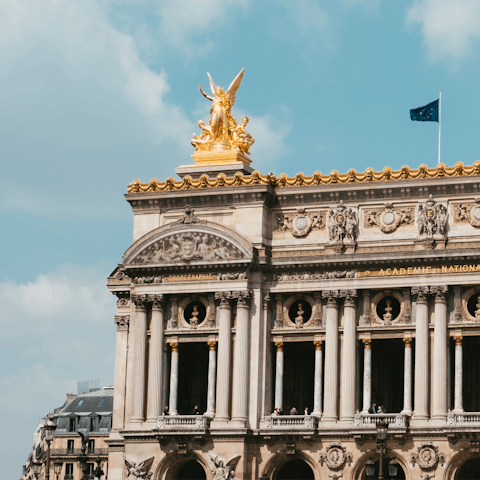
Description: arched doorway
360,457,406,479
176,460,207,480
455,457,480,479
275,459,314,480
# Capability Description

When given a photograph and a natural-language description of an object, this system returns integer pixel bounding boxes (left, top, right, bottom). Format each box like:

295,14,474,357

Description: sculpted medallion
131,233,245,265
454,199,480,227
364,203,414,233
276,208,326,237
319,443,352,479
411,442,445,477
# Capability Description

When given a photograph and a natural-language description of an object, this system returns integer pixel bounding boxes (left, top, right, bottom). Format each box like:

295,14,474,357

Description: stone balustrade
154,415,209,429
447,412,480,426
354,413,410,428
264,415,316,429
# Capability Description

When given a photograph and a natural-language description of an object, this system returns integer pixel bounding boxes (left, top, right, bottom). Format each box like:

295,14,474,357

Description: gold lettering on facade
164,274,218,283
358,264,480,277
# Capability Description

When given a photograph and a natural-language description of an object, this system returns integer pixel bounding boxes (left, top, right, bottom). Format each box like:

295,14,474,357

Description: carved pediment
123,223,254,267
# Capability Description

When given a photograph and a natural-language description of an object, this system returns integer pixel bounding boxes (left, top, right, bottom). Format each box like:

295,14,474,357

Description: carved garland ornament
454,199,480,227
276,208,326,237
131,233,245,265
319,443,353,479
364,203,414,233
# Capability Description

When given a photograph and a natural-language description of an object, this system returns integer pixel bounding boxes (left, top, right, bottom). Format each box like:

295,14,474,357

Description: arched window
275,459,314,480
177,460,206,480
455,457,480,480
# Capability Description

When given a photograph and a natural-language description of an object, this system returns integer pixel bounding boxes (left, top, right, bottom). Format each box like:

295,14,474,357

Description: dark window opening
177,460,207,480
69,418,76,432
65,463,74,480
88,440,95,454
463,336,480,412
67,439,74,454
276,459,314,480
456,457,480,479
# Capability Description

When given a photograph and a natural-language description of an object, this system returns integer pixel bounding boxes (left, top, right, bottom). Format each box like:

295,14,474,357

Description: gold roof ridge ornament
128,161,480,193
191,68,254,167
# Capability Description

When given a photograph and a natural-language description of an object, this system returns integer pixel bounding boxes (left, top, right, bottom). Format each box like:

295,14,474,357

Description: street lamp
376,418,388,480
93,460,105,480
33,462,42,479
43,417,57,480
365,460,375,477
54,462,63,480
388,459,399,477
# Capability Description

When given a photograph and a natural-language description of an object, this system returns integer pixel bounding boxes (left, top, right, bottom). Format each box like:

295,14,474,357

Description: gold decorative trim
127,161,480,193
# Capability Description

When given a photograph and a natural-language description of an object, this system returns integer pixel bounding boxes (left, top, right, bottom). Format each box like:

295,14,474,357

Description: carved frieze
416,195,448,239
319,443,353,479
276,208,326,237
327,201,358,244
133,272,246,284
454,199,480,227
131,233,245,265
271,270,355,281
364,203,414,233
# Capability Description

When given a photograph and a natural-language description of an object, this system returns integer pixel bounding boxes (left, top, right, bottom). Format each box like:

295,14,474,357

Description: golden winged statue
192,68,254,156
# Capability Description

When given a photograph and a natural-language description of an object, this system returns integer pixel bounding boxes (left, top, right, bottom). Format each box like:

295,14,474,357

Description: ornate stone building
106,71,480,480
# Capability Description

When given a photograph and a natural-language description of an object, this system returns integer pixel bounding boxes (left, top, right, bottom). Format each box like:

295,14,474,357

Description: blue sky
2,0,480,476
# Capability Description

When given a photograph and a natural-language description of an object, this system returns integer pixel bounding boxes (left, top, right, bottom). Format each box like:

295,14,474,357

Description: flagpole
438,90,442,165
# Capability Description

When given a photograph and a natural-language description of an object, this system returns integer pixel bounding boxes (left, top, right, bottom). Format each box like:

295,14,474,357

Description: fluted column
361,339,372,413
412,287,430,420
340,291,357,423
130,296,148,423
112,315,129,431
402,338,413,415
146,296,164,423
214,293,233,422
312,340,323,417
168,342,179,415
274,340,284,411
232,291,251,423
432,286,448,421
323,291,339,422
453,335,464,413
206,340,217,418
162,346,169,412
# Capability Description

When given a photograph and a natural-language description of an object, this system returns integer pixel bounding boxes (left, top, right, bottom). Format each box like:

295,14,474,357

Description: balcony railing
264,415,316,429
447,412,480,426
51,448,108,456
154,415,209,429
354,413,409,428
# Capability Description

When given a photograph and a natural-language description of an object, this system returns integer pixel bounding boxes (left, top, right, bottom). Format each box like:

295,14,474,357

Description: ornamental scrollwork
364,203,414,233
411,442,445,474
117,298,131,306
319,443,353,479
131,233,245,265
454,199,480,227
327,201,358,244
416,195,448,239
276,208,326,237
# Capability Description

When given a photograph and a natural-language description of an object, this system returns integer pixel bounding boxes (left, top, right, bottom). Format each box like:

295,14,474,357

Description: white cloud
406,0,480,63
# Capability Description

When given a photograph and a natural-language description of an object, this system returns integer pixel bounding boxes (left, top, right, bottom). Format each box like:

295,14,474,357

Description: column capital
275,341,284,351
215,291,232,308
152,294,165,310
403,337,412,347
263,293,272,310
132,294,149,310
169,342,179,351
114,315,130,331
313,340,323,350
454,335,463,346
322,290,340,306
342,289,357,306
208,340,217,350
233,290,251,307
431,285,448,303
363,339,372,348
411,286,430,303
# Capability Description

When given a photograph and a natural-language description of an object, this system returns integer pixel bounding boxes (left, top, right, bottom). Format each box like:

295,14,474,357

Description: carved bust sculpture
383,299,393,324
295,302,304,328
189,304,200,328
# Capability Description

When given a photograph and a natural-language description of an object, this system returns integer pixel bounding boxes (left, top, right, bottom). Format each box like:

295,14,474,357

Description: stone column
362,290,371,325
432,286,448,421
146,296,164,423
112,315,129,431
312,340,323,417
453,335,464,413
274,340,284,411
340,291,357,423
206,340,217,418
162,346,169,412
361,339,372,413
214,292,233,422
130,296,148,423
412,287,430,421
402,338,413,415
323,291,339,422
168,342,179,415
232,291,251,424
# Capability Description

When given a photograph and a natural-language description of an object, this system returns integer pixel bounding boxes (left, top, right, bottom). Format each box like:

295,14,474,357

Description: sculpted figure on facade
319,443,352,479
454,198,480,227
416,195,448,238
411,443,445,479
132,233,244,265
125,457,154,480
172,205,207,226
327,201,357,244
209,454,240,480
276,208,326,237
364,203,414,233
193,69,254,155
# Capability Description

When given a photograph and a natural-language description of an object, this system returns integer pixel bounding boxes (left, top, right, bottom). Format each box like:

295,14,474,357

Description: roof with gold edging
127,161,480,194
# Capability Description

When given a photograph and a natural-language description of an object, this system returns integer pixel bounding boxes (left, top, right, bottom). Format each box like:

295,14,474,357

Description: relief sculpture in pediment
131,233,245,265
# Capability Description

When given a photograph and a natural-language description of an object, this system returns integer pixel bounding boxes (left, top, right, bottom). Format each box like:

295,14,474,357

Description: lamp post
93,459,105,480
376,418,388,480
54,462,63,480
43,417,57,480
33,462,42,479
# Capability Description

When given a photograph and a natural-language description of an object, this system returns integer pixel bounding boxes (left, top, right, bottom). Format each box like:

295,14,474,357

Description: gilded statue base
191,149,252,167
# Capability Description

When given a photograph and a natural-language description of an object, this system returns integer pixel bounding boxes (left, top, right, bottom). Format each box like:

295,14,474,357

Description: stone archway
445,449,480,480
261,452,318,480
155,452,211,480
352,449,411,480
275,459,314,480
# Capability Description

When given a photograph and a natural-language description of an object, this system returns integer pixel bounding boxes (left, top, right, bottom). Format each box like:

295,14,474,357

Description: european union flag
410,99,439,122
